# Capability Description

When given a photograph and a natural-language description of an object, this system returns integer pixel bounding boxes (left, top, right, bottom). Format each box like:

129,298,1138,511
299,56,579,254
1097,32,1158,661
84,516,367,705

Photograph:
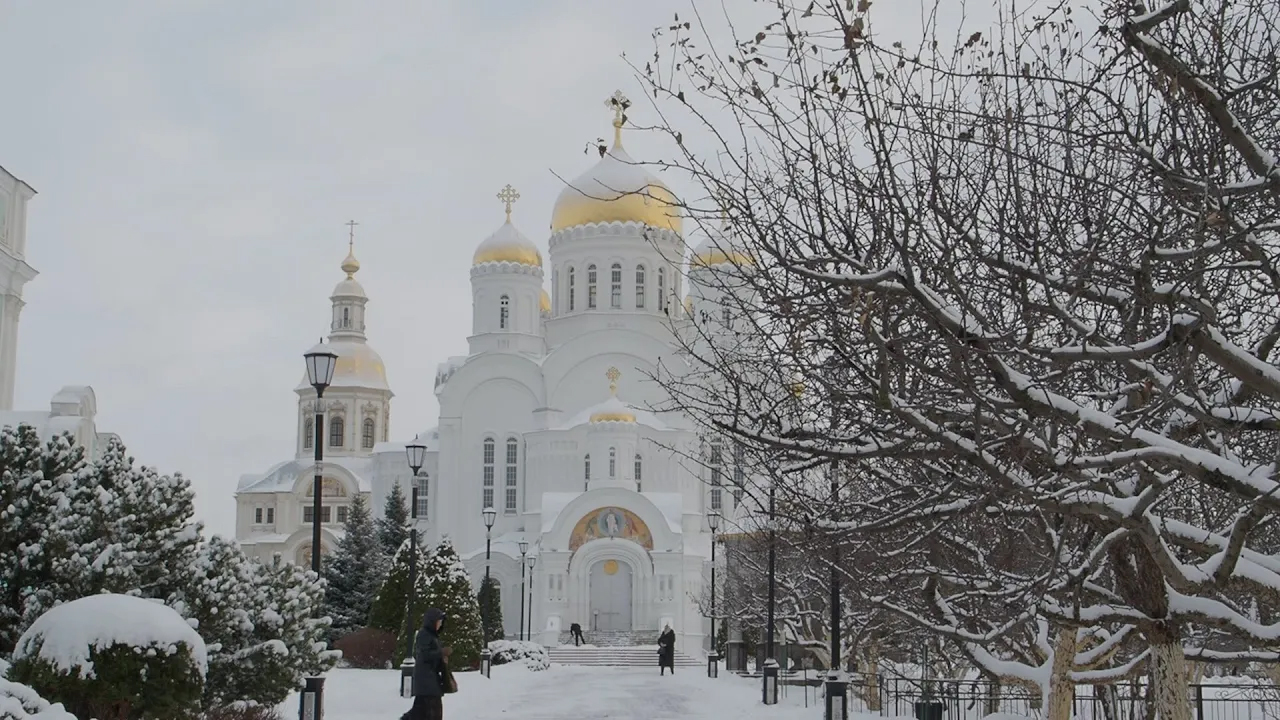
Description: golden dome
683,295,693,314
589,397,637,424
341,251,360,277
473,221,542,267
692,248,754,267
550,123,681,235
540,289,551,314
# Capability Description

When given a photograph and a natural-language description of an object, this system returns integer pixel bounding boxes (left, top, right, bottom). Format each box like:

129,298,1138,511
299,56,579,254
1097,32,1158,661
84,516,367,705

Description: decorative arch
289,462,364,497
568,506,653,552
436,356,547,418
543,487,681,556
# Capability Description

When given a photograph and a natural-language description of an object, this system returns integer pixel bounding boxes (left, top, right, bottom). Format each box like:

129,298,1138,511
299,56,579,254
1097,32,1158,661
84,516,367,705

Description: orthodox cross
497,184,521,222
345,219,358,251
605,90,631,126
606,366,621,396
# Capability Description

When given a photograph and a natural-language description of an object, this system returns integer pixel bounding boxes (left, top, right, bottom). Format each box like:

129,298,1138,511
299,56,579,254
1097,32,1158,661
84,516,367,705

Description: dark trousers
572,629,585,645
406,695,442,720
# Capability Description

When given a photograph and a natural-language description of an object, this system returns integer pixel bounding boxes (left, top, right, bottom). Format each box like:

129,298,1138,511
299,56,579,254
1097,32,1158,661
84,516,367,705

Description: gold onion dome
540,288,551,314
550,91,682,235
473,184,542,267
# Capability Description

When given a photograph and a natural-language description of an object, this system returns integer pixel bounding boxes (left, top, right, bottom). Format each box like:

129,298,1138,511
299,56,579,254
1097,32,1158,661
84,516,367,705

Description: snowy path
294,665,831,720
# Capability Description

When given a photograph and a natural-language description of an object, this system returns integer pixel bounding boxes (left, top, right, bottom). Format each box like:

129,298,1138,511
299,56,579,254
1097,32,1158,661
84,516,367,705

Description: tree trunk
1046,626,1079,720
862,641,882,711
1148,642,1192,720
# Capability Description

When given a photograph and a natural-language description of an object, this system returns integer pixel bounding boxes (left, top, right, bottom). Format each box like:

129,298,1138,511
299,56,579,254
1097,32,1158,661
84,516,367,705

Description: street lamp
303,343,338,574
403,438,427,664
707,509,722,678
517,539,529,641
526,553,538,644
480,506,497,677
762,480,779,706
826,460,847,720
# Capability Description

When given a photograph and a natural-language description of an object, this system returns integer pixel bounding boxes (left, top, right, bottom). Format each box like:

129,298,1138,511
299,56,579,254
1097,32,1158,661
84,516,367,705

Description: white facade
0,165,38,411
235,112,751,654
0,385,119,459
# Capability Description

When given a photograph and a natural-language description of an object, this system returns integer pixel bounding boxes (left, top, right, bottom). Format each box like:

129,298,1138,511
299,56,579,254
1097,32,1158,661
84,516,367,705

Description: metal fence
834,675,1279,720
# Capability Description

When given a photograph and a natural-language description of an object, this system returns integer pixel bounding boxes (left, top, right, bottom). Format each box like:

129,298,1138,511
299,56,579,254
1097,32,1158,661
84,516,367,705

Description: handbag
441,662,459,694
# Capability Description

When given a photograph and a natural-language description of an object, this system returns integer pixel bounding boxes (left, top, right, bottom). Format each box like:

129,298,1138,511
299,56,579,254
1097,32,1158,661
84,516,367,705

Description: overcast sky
0,0,963,539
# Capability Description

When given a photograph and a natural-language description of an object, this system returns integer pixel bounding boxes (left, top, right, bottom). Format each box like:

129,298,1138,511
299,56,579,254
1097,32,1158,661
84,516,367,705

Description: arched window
635,265,646,308
709,441,723,511
342,307,350,328
610,263,622,308
635,453,643,492
583,454,591,489
414,476,430,518
568,267,576,311
658,267,667,313
499,295,510,330
733,442,745,505
328,416,344,448
504,438,519,514
608,447,617,477
303,417,314,449
482,439,495,509
722,307,731,326
587,265,598,309
362,418,376,449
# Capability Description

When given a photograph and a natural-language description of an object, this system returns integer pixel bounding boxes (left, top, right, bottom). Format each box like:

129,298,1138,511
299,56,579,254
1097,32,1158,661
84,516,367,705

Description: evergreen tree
367,537,429,661
421,539,483,669
255,557,338,689
376,482,410,561
477,575,504,643
322,495,382,639
0,426,91,654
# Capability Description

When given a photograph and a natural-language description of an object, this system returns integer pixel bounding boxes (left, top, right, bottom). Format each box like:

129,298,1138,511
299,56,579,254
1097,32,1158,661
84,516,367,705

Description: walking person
658,624,676,675
402,608,454,720
570,622,586,646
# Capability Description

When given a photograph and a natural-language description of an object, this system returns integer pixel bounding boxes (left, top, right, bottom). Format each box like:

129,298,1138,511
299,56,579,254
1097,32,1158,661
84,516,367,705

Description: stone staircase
547,644,703,668
556,630,657,647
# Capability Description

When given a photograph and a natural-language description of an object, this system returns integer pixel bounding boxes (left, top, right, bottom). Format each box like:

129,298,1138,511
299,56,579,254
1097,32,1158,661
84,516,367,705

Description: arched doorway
589,559,632,631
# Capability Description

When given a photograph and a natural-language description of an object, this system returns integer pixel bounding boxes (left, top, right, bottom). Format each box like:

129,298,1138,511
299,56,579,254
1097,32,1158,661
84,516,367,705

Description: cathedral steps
556,630,658,647
547,645,703,668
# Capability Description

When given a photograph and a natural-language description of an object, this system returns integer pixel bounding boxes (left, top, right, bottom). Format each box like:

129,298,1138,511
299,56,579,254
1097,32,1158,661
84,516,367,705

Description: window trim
587,264,598,309
361,417,376,449
504,437,519,515
610,263,622,309
568,267,576,311
635,265,646,308
328,416,345,448
482,438,496,510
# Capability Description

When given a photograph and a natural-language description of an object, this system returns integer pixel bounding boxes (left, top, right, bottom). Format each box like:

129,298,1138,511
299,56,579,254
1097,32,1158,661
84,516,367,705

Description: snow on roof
14,594,208,679
554,398,692,432
237,533,293,546
236,455,374,494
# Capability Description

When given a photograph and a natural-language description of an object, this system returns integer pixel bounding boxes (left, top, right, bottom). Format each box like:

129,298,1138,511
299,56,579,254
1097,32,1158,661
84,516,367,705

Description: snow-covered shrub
332,627,397,669
0,659,77,720
198,702,282,720
487,640,550,671
9,594,206,720
420,540,483,670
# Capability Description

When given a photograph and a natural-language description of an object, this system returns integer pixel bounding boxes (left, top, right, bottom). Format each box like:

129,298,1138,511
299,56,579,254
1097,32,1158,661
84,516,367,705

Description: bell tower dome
469,185,546,356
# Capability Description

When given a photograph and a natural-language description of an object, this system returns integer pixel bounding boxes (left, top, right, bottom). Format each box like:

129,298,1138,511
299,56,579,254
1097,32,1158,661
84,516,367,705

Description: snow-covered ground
282,664,884,720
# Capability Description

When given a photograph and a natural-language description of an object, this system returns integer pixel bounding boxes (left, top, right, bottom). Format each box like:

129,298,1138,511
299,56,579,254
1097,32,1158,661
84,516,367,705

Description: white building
234,106,751,653
0,165,38,412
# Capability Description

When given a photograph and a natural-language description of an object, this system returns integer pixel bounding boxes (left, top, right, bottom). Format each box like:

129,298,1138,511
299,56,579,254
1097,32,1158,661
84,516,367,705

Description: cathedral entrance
588,559,632,631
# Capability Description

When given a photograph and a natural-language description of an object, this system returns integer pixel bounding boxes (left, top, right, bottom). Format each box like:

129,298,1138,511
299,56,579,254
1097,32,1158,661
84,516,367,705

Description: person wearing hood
658,624,676,675
402,607,452,720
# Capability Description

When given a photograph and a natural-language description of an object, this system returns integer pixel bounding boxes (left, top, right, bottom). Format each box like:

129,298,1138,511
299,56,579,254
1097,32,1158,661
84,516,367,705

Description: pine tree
367,537,429,661
477,575,504,644
376,482,410,561
322,495,382,640
254,558,338,693
0,426,90,653
421,538,483,669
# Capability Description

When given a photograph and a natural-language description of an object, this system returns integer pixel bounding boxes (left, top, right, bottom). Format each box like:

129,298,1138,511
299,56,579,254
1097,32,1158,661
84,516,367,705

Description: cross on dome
606,366,621,395
497,184,521,222
605,90,630,146
341,219,360,277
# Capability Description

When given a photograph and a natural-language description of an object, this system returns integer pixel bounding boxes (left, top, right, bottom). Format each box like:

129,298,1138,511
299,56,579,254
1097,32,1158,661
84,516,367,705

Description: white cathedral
233,99,751,654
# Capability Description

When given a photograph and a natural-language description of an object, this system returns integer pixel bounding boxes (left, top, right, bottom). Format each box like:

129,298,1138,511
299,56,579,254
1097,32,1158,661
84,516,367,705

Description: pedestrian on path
570,622,586,646
658,624,676,675
402,608,454,720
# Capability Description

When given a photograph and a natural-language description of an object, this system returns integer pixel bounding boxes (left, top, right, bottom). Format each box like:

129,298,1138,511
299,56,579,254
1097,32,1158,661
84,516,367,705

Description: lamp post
403,438,427,665
762,480,779,705
301,344,337,720
825,460,847,720
303,344,338,574
526,552,538,644
517,539,529,641
707,509,721,678
480,506,497,677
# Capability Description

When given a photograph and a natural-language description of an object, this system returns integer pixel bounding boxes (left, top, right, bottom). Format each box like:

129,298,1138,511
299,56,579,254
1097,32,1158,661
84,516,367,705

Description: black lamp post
403,438,427,666
303,344,338,574
707,509,721,678
301,343,337,720
762,480,779,705
526,552,538,644
825,460,847,720
517,539,529,641
480,506,496,677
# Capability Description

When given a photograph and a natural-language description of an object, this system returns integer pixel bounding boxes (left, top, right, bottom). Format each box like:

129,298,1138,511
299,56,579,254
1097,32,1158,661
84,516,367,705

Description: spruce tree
367,537,429,660
322,495,382,639
477,575,504,643
376,482,411,561
421,538,483,669
0,426,90,653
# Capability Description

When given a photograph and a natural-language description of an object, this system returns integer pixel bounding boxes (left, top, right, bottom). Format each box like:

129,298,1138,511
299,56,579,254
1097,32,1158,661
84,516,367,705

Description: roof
554,397,691,431
235,455,375,494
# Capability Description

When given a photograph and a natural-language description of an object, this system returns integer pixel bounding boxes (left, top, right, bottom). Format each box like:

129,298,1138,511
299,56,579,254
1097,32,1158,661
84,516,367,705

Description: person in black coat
570,622,586,646
657,625,676,675
402,608,451,720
